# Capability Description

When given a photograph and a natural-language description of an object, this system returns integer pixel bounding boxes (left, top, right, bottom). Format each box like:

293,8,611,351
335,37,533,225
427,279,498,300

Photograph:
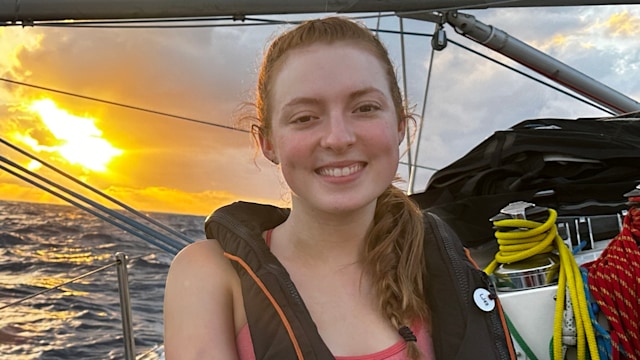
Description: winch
489,201,560,292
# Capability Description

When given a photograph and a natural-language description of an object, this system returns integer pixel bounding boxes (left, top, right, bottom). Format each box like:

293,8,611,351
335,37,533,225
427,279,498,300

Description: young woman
164,17,515,360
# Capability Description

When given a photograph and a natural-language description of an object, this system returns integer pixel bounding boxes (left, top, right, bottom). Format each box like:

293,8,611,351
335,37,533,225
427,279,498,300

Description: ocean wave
0,200,191,360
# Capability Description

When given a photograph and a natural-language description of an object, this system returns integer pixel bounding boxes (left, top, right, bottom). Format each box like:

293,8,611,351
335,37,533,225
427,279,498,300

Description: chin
314,195,379,215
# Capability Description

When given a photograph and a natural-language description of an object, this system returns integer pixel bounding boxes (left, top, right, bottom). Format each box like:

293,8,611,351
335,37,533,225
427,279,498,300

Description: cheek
276,139,313,193
273,133,312,166
367,124,401,154
370,130,401,176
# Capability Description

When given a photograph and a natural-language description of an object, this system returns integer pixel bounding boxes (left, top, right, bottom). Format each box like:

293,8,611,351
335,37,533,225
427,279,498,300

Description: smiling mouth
316,163,364,177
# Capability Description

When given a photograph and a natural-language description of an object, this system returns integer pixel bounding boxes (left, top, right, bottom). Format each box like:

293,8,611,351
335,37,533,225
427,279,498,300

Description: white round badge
473,288,496,312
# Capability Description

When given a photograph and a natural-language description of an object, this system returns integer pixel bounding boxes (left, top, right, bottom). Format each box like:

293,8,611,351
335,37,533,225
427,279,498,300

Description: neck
274,200,377,266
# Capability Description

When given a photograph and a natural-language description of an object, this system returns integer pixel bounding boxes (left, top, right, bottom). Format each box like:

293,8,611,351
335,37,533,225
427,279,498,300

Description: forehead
270,42,392,103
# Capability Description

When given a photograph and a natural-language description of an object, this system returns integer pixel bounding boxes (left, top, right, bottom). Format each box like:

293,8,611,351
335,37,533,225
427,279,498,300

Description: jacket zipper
432,214,469,307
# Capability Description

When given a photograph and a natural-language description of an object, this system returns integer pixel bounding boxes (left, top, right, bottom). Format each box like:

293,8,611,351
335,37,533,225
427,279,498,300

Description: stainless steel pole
115,252,136,360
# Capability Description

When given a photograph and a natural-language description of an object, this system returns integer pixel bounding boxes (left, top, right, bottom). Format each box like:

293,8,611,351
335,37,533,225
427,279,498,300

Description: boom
2,0,640,22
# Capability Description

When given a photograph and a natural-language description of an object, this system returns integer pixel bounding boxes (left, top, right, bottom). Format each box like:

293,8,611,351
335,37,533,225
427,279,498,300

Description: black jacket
205,201,516,359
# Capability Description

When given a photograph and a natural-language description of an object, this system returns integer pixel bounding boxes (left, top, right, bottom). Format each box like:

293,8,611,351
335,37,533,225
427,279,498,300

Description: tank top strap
265,228,274,248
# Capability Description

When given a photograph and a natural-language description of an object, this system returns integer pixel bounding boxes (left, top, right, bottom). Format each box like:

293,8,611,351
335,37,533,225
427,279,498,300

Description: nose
319,111,356,152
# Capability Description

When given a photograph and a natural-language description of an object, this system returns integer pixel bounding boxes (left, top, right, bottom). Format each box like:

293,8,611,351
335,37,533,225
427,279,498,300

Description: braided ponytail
364,184,429,359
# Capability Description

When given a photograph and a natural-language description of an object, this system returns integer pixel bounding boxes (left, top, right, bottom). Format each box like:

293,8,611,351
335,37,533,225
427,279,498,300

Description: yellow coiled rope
484,209,600,360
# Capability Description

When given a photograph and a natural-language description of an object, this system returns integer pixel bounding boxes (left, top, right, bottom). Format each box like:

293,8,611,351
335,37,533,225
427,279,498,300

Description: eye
354,104,381,113
292,115,314,124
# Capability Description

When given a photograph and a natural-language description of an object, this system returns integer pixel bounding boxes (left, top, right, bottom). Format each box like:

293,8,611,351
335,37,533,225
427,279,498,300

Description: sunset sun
24,99,123,172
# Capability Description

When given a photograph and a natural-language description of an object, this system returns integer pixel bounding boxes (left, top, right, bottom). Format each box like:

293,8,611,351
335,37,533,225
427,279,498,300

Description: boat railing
0,251,153,360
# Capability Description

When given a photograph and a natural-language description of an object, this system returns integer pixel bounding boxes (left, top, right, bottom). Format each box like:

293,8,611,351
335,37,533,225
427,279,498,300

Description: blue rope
580,267,612,360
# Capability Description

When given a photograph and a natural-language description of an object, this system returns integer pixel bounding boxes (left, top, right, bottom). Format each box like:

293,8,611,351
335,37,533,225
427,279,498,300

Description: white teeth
319,164,362,177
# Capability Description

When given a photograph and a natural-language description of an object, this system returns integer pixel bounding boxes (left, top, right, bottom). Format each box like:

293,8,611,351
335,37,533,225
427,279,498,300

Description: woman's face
261,42,404,215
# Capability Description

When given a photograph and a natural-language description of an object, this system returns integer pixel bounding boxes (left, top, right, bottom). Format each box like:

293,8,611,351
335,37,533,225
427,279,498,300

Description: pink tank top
236,320,434,360
236,229,435,359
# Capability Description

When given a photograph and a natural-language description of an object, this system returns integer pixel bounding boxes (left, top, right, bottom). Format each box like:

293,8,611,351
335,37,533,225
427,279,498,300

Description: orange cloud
0,182,64,205
102,185,240,215
0,180,282,216
0,27,43,78
605,10,640,37
550,34,568,47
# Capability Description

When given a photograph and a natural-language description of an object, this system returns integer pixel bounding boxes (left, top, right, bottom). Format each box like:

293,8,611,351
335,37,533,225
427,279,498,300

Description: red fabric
265,228,273,248
236,320,434,360
584,207,640,360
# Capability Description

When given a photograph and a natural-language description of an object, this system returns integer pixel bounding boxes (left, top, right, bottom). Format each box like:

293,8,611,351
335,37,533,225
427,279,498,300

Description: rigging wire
407,24,438,195
0,78,246,133
444,40,616,115
371,29,616,115
370,14,436,176
0,137,195,245
398,17,414,194
0,157,186,254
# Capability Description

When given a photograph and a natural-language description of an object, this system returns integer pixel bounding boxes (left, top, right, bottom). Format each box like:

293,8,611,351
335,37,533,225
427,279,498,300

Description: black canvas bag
411,113,640,248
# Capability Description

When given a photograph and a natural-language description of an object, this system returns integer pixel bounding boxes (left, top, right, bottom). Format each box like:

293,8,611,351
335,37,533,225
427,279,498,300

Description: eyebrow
347,87,386,102
281,97,321,111
281,86,387,111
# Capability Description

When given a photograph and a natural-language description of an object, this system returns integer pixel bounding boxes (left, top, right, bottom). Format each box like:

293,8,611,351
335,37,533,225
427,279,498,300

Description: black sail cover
410,112,640,248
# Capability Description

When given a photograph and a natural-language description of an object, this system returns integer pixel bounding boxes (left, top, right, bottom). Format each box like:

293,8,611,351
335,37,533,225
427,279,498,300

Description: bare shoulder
164,240,242,360
165,240,238,297
168,239,232,278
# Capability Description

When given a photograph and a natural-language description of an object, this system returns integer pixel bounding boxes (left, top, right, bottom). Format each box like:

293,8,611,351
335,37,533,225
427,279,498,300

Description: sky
1,4,639,216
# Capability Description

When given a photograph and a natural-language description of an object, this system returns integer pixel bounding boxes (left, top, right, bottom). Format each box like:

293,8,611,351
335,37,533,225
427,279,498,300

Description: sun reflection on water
35,248,113,264
11,246,114,265
0,305,86,359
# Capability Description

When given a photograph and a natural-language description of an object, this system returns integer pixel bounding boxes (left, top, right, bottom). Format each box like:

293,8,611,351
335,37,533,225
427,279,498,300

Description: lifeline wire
0,253,147,312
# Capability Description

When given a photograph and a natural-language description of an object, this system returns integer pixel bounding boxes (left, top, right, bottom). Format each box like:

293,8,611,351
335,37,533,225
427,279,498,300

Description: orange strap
224,252,304,360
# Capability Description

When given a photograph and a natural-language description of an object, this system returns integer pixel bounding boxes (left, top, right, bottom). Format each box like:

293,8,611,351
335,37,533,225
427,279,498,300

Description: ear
397,117,407,145
259,131,278,164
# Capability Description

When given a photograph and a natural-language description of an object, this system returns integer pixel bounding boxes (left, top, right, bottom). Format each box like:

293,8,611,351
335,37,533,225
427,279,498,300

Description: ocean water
0,200,205,360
